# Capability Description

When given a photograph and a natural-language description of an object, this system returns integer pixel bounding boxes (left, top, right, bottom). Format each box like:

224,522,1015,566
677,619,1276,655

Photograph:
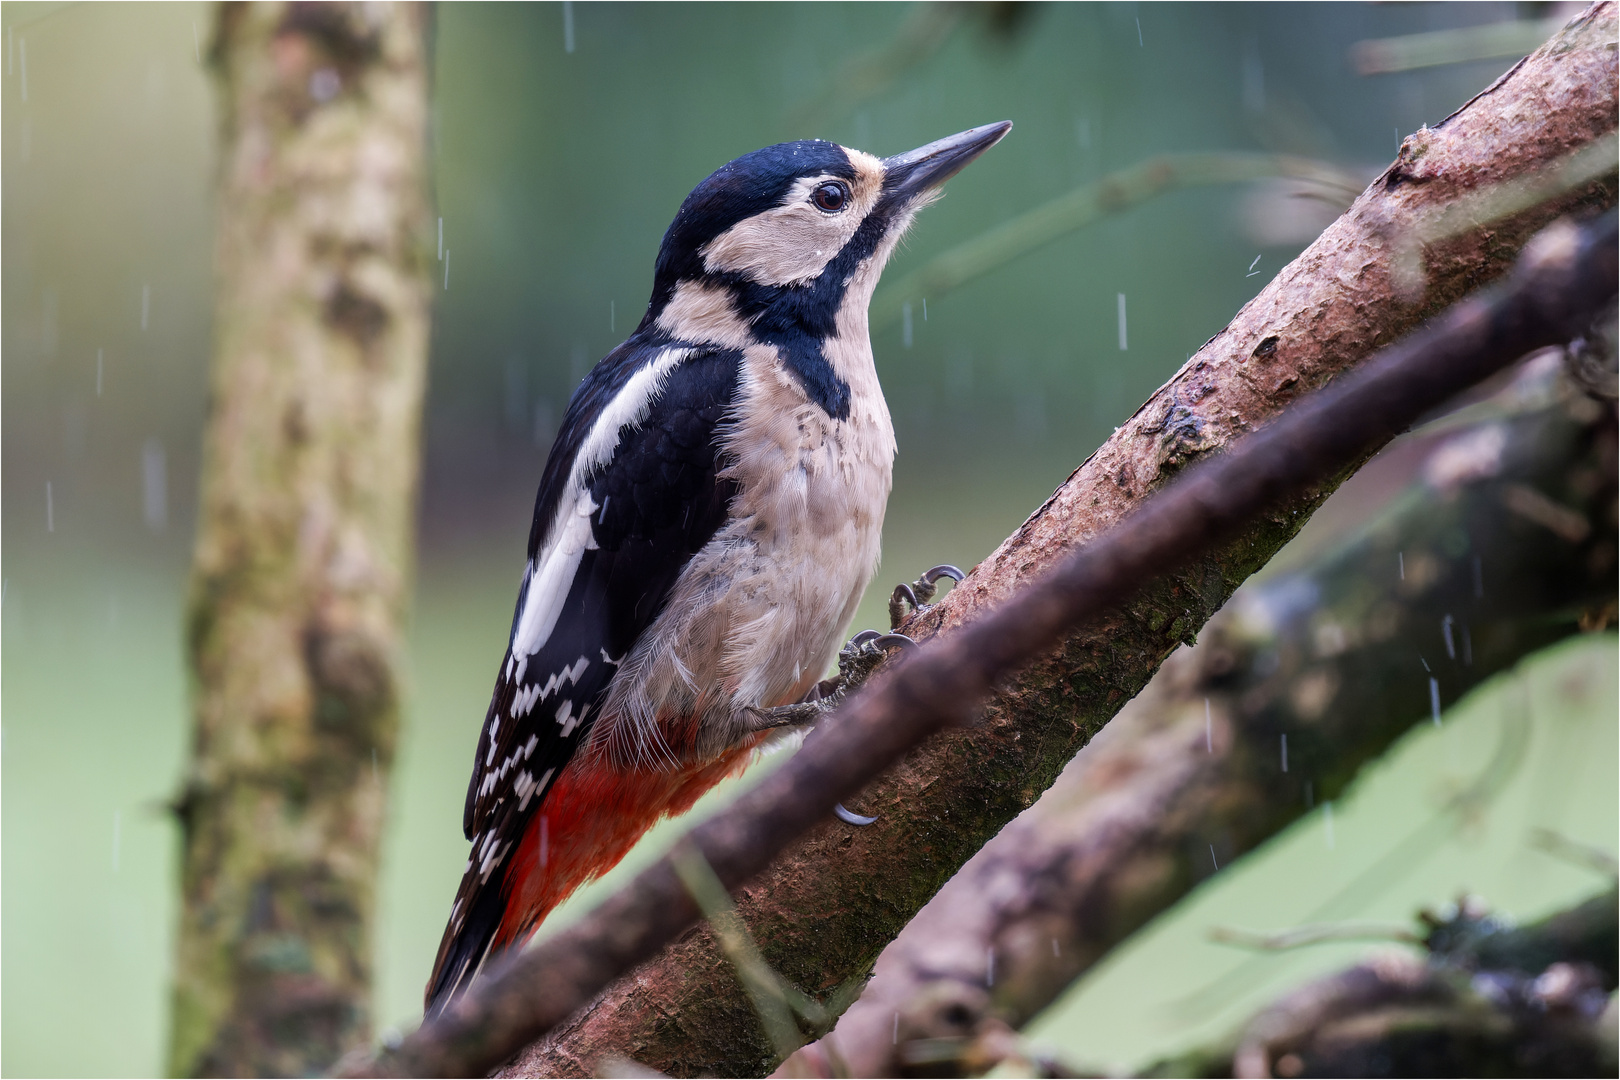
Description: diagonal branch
492,9,1616,1076
336,10,1616,1076
343,214,1616,1080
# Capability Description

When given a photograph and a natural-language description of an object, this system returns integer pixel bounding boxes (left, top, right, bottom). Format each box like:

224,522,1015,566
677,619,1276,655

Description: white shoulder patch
510,347,691,659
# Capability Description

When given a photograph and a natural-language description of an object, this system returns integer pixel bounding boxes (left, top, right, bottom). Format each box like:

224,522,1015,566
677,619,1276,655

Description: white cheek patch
700,170,881,286
510,347,691,660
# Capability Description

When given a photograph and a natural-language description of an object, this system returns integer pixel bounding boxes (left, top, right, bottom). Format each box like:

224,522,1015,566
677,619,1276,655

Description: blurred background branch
1352,12,1571,75
168,4,433,1075
871,152,1364,331
1146,885,1619,1078
785,2,1035,134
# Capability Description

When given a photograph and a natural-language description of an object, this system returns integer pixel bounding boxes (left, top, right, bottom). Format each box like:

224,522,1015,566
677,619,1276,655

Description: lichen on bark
169,5,434,1076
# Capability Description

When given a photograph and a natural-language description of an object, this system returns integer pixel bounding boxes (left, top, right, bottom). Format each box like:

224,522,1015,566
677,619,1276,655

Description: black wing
426,338,741,1012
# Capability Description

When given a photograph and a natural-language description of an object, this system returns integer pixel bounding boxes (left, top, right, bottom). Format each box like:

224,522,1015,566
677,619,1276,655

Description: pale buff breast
589,338,895,770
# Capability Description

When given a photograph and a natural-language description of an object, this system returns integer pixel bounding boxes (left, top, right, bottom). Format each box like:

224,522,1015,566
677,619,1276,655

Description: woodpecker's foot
745,700,826,731
745,630,916,732
827,629,918,698
889,564,964,630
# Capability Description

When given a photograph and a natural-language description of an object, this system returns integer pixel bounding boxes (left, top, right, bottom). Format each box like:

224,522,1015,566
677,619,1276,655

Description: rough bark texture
785,353,1619,1078
504,10,1616,1076
169,5,433,1076
1142,887,1619,1078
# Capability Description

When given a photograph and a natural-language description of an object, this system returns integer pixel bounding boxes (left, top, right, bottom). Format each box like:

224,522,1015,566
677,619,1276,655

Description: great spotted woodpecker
425,122,1012,1014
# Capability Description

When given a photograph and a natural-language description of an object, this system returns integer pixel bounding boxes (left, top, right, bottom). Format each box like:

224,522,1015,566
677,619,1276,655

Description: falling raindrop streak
1280,733,1288,773
893,1012,899,1045
901,302,913,348
1429,677,1442,727
45,481,54,532
1209,844,1218,870
1242,38,1265,113
563,1,576,53
1398,551,1405,580
438,217,443,260
1441,614,1455,660
922,298,927,321
1117,293,1128,351
142,439,167,532
610,300,615,333
1135,17,1143,46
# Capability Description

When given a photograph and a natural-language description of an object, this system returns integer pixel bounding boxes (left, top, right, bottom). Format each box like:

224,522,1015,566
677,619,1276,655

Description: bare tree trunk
169,5,433,1076
503,8,1616,1076
787,351,1618,1077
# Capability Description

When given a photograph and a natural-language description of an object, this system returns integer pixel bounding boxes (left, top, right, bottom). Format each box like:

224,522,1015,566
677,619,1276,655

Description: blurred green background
3,2,1612,1075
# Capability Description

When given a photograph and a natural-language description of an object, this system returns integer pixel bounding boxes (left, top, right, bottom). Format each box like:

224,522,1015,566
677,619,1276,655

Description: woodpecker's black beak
881,121,1013,201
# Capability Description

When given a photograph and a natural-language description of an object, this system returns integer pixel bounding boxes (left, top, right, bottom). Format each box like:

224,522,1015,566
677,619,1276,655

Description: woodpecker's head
640,122,1011,414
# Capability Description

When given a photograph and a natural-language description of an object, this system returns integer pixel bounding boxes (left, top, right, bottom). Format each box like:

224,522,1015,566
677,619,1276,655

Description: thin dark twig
340,213,1616,1079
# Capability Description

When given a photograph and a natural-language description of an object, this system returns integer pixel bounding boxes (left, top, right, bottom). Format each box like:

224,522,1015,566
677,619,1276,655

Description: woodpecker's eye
811,181,849,213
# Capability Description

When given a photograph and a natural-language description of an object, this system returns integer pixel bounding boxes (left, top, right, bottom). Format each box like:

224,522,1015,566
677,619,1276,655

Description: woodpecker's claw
749,627,917,733
920,563,966,596
834,802,879,826
889,564,965,629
